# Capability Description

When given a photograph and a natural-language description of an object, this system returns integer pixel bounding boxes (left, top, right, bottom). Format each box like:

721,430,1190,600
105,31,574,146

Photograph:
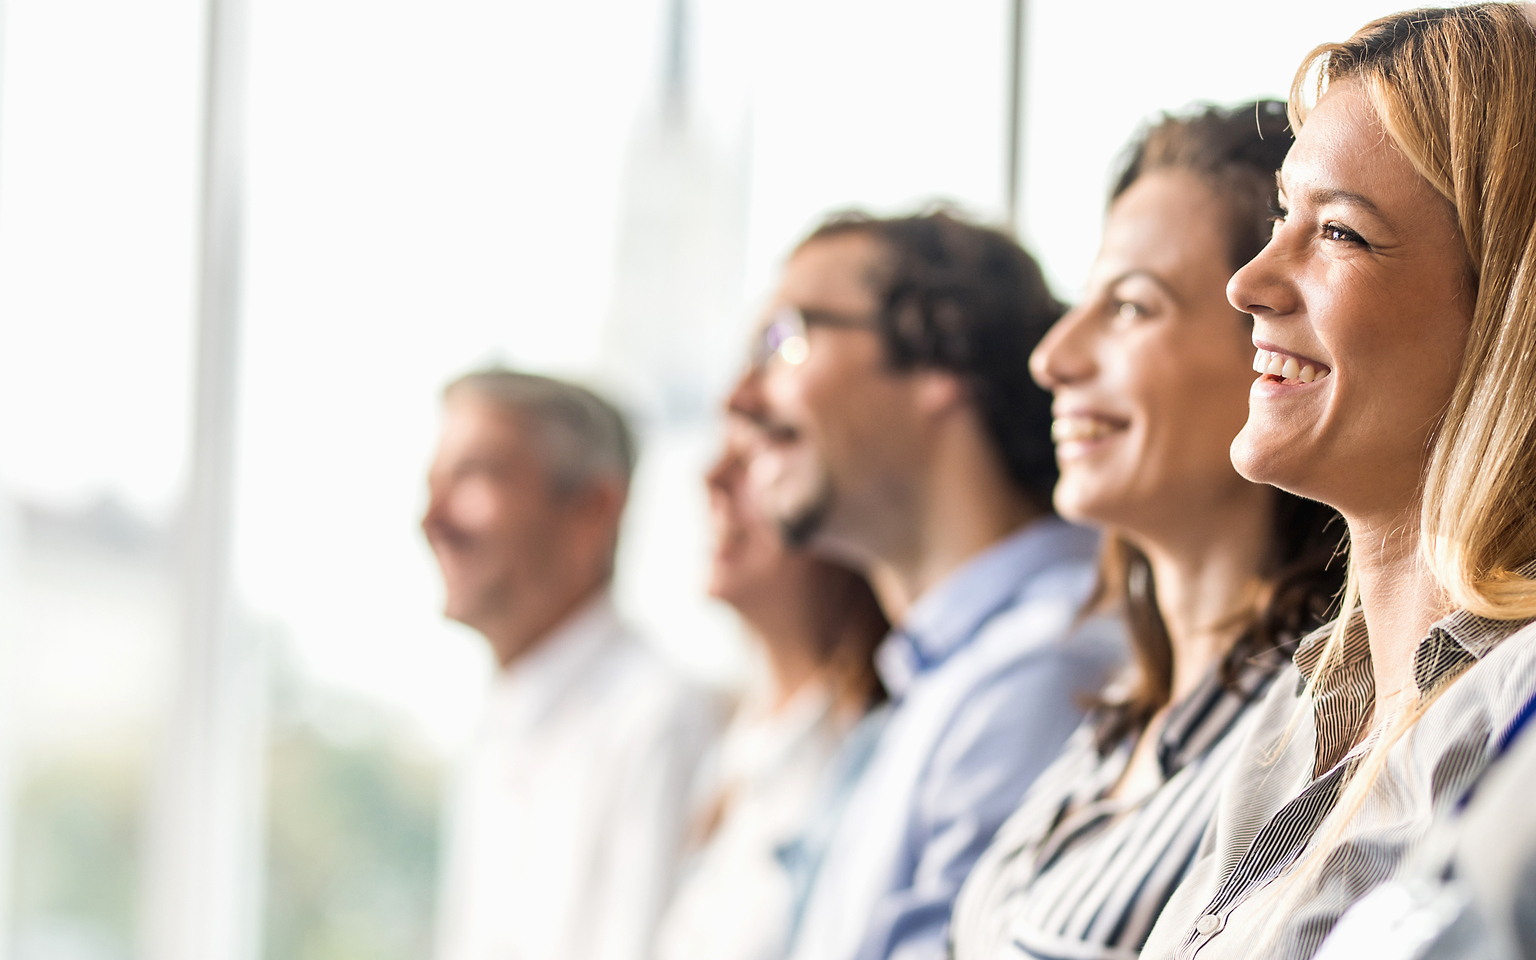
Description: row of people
421,4,1536,960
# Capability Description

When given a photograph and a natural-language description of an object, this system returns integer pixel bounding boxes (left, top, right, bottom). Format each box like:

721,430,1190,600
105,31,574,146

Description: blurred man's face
421,393,569,652
728,232,926,562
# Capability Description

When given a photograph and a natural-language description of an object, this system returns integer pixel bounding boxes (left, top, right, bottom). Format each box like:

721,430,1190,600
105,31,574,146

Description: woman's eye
1113,301,1145,322
1321,221,1364,244
1267,201,1288,224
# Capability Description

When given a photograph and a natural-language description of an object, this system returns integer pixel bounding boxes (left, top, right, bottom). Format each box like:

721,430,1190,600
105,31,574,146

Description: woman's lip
1250,374,1324,399
1050,411,1130,444
1050,406,1130,424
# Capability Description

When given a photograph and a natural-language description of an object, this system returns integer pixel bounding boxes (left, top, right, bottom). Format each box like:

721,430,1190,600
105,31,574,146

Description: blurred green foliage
8,702,444,960
263,719,443,960
5,507,447,960
11,747,142,960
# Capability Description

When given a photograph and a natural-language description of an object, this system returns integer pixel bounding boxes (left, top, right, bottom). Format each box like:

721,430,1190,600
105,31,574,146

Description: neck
485,573,608,669
1346,507,1449,719
1136,488,1273,705
738,603,834,712
876,432,1044,615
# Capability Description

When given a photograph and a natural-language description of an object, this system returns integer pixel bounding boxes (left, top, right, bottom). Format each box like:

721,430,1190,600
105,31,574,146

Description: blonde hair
1264,3,1536,915
1295,4,1536,618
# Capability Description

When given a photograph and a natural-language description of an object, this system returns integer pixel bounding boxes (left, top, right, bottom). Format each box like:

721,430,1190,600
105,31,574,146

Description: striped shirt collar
1060,645,1291,819
1155,642,1290,777
1293,602,1533,691
1292,571,1536,777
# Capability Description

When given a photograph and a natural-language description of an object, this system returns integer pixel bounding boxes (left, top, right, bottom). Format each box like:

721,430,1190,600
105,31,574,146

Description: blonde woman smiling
1141,5,1536,959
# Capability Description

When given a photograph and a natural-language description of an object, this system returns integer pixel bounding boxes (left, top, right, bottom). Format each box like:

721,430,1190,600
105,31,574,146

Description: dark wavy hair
1090,102,1348,749
799,209,1065,508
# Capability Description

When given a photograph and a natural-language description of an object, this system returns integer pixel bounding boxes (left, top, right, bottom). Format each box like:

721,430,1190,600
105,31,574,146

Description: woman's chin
1230,424,1304,490
1051,479,1118,531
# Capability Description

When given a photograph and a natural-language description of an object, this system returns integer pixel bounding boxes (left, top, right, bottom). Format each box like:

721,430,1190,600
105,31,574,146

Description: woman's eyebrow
1113,269,1174,292
1108,269,1183,307
1304,186,1380,212
1274,172,1378,213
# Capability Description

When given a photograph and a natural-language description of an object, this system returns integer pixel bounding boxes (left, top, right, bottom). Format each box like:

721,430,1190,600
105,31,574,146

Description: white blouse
655,678,859,960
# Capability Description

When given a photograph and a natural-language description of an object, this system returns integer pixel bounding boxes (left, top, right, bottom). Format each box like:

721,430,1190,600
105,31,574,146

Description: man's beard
777,475,836,549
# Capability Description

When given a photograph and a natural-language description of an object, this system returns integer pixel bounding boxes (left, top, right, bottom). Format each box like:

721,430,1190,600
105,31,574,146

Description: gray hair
445,368,637,494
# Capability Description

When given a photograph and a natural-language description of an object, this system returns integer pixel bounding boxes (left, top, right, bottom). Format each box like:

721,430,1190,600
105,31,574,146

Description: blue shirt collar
875,516,1098,698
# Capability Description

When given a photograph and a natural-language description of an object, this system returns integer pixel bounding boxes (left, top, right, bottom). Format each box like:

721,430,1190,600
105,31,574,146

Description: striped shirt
1310,671,1536,960
1140,601,1536,960
949,646,1289,960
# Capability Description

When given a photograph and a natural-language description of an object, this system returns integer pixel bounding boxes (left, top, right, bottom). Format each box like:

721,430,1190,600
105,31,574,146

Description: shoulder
951,724,1106,948
1462,618,1536,693
970,584,1124,667
998,720,1105,837
966,604,1127,709
1411,620,1536,776
914,645,1107,806
591,628,728,740
974,535,1125,667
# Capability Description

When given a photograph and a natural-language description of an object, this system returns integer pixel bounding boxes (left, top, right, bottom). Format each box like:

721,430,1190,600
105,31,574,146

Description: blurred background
0,1,1406,958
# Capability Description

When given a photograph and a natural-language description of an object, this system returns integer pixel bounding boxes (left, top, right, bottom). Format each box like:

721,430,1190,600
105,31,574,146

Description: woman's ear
911,369,966,419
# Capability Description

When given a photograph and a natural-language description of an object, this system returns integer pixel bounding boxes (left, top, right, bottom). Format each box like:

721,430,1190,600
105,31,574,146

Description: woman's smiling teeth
1051,415,1126,443
1252,349,1330,385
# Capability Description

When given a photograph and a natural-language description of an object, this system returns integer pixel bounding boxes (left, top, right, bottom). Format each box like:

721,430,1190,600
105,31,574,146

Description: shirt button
1196,914,1220,935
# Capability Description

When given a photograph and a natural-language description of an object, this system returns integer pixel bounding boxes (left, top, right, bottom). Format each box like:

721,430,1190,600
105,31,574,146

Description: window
0,2,1399,958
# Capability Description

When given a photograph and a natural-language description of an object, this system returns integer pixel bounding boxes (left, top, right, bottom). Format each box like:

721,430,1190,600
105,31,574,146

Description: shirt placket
1175,757,1357,958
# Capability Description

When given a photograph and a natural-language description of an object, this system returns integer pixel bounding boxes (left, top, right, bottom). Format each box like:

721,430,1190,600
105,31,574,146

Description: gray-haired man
424,369,720,960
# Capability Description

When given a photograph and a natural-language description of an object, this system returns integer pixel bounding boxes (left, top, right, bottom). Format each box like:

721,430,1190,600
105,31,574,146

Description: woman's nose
1228,236,1297,319
1030,305,1098,391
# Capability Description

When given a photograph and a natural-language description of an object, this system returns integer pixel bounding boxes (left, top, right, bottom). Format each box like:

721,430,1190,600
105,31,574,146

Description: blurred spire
597,0,749,425
663,0,689,123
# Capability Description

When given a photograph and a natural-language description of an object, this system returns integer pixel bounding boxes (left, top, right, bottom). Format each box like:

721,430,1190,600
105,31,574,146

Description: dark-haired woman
948,102,1344,960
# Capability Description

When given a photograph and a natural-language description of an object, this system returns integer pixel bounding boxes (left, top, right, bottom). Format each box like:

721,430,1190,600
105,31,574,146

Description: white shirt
786,519,1125,960
655,679,859,960
434,591,722,960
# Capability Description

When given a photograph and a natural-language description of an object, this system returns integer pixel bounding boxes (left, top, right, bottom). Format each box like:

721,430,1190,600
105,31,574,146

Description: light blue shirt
784,517,1125,960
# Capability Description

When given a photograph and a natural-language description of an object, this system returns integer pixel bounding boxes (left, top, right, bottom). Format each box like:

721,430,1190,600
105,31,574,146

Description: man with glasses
727,211,1124,960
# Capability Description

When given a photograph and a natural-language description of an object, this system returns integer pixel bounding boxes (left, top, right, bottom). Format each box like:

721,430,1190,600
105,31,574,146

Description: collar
483,588,623,734
1293,611,1371,687
1294,574,1536,698
717,679,838,786
1155,642,1290,777
875,517,1098,698
1413,600,1536,693
1290,562,1536,777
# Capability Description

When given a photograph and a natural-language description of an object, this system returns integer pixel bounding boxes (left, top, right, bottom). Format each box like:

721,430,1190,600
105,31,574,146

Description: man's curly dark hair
799,208,1064,509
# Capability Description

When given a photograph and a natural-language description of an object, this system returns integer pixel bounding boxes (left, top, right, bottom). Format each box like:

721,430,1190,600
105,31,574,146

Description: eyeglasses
750,305,876,369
